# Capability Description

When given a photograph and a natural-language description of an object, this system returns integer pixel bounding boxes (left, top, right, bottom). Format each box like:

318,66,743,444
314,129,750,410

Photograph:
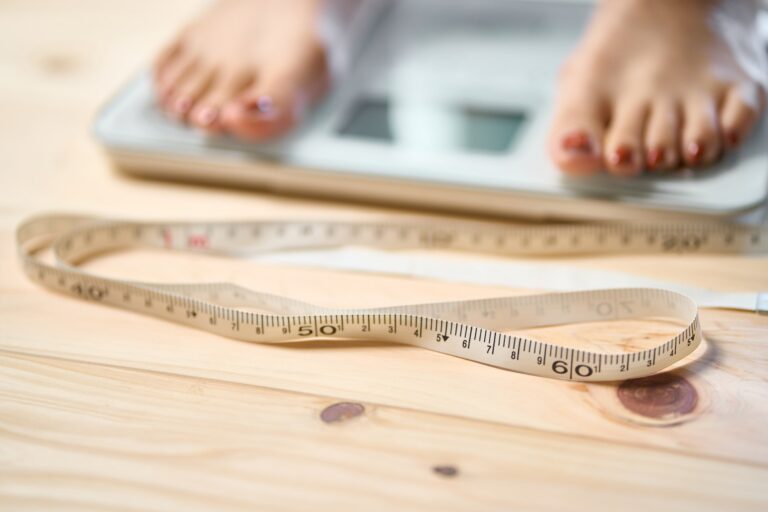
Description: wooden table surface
2,1,768,510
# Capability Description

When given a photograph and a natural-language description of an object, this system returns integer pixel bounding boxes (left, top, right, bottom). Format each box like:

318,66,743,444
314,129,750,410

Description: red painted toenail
561,132,594,154
686,141,704,165
609,145,635,167
726,130,740,147
646,147,665,170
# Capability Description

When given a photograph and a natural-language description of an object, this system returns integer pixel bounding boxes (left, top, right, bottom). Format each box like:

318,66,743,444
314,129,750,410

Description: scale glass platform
94,0,768,221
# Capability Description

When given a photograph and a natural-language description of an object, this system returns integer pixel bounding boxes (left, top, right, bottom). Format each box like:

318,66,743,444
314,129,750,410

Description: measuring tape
16,213,768,382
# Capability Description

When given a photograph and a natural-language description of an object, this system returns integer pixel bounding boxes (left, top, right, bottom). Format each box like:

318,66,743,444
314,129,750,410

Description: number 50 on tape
16,213,768,381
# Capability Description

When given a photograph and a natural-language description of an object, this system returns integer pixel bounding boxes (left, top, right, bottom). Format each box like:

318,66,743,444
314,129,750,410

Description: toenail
609,145,635,168
256,96,274,113
561,131,594,154
175,97,192,115
726,130,740,147
646,147,665,170
197,106,218,126
686,141,703,165
244,96,278,118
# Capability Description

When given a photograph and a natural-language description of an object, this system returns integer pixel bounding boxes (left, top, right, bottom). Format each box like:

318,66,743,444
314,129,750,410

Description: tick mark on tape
617,373,698,420
432,465,459,478
20,214,732,382
320,402,365,424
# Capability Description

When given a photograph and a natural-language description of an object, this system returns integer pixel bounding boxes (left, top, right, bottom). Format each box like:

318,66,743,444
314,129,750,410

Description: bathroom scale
94,0,768,221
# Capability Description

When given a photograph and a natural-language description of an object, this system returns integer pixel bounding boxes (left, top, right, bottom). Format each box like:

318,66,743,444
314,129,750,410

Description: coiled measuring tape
16,213,768,382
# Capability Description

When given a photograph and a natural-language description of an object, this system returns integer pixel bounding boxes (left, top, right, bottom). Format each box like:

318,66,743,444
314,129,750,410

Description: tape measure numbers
16,214,768,381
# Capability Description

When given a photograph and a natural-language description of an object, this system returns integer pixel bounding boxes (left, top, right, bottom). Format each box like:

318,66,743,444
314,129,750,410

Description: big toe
548,80,607,176
220,78,306,141
221,42,328,141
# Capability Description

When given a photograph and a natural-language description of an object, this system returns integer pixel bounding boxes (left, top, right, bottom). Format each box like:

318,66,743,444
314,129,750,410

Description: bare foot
153,0,330,140
549,0,767,176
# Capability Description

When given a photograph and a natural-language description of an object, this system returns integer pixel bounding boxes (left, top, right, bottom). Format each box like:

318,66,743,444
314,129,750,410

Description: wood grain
1,0,767,509
4,244,768,466
2,350,767,512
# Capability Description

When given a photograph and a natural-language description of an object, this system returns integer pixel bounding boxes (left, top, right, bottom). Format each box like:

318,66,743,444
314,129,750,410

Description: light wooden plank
3,240,768,467
2,350,766,512
1,0,767,508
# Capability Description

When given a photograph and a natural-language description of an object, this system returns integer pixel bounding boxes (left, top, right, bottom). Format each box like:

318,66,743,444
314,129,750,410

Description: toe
548,89,607,176
156,55,198,110
220,74,305,141
188,71,253,133
153,40,182,81
165,68,214,120
681,94,722,167
221,42,329,141
643,98,681,172
719,82,764,149
603,99,647,177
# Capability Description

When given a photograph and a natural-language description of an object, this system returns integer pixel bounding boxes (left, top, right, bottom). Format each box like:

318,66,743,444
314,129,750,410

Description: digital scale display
338,98,526,154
